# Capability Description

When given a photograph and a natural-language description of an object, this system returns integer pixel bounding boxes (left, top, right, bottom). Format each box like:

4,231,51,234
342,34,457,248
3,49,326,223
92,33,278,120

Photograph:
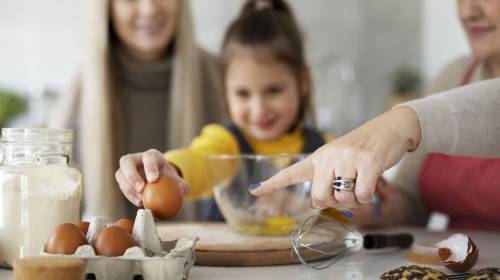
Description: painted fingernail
372,195,379,206
247,183,261,191
341,211,354,218
371,209,381,217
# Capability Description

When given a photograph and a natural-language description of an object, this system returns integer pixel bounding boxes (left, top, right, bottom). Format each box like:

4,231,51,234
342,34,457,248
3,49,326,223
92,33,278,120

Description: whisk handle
363,233,413,249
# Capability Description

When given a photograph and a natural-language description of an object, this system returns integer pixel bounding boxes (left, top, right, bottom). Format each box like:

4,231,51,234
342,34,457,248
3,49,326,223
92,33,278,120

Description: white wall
0,0,83,94
0,0,470,131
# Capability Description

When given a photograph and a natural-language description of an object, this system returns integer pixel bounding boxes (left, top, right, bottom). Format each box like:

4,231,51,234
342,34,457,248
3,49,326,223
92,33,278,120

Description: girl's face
110,0,177,61
458,0,500,59
225,52,305,142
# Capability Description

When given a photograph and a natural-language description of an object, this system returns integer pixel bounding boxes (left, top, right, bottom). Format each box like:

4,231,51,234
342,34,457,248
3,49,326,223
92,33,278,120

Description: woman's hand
249,106,421,211
115,149,191,206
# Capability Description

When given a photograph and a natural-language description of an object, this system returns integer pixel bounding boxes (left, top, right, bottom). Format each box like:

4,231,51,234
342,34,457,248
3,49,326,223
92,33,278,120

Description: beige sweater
390,56,500,225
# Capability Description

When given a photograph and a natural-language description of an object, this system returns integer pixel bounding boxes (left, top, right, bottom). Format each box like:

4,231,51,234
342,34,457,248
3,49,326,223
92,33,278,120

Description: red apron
418,58,500,231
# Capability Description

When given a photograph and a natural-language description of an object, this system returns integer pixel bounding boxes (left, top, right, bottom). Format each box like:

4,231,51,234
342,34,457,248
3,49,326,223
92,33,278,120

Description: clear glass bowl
205,154,319,235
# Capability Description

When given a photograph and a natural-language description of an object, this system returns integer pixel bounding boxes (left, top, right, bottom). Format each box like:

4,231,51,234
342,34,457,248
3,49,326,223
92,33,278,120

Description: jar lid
1,128,73,144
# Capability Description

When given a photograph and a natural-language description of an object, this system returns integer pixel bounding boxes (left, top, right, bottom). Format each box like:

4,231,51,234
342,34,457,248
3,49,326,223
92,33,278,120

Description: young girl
115,0,339,221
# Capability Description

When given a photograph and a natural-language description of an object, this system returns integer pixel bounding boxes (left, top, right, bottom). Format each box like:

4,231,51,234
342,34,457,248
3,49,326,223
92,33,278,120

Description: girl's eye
236,89,250,98
267,86,283,95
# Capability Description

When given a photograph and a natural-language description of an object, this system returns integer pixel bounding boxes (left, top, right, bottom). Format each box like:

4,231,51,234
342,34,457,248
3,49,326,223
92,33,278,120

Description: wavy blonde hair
51,0,225,221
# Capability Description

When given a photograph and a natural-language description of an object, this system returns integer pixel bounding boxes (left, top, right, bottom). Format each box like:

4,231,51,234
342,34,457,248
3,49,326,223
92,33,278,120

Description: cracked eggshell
436,233,479,273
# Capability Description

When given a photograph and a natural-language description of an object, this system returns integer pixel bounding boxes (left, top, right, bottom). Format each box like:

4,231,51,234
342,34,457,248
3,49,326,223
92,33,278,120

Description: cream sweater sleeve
388,57,473,225
401,78,500,158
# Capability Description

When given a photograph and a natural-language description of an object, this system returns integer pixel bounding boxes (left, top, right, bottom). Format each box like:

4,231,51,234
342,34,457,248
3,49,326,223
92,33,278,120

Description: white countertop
2,226,499,280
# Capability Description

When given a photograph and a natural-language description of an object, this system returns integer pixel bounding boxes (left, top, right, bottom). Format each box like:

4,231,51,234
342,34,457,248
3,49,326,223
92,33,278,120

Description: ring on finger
332,176,356,192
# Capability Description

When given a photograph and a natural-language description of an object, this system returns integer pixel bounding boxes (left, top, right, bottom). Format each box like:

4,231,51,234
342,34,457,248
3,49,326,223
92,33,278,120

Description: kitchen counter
1,226,499,280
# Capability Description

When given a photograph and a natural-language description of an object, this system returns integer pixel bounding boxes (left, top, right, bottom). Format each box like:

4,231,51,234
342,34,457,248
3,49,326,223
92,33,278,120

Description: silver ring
332,177,355,192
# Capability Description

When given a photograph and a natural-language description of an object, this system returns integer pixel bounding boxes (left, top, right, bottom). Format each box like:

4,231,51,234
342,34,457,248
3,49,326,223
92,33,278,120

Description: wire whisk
290,215,414,270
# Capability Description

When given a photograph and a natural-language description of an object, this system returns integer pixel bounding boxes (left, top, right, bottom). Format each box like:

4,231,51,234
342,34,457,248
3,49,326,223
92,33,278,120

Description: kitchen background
0,0,469,136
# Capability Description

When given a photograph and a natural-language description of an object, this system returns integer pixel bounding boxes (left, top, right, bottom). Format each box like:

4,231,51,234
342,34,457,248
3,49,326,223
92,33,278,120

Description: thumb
248,157,314,196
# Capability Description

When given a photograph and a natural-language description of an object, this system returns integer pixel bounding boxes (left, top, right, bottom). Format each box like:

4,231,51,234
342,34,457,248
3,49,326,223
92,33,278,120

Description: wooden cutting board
156,222,334,266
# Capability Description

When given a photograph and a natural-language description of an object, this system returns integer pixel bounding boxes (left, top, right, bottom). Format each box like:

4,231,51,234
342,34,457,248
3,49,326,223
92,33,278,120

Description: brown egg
436,233,479,272
75,221,90,235
45,223,89,255
142,175,183,220
114,218,134,235
93,226,135,257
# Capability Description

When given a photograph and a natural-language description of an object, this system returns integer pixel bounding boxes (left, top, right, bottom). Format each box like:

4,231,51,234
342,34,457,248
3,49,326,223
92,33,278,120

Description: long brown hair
221,0,315,127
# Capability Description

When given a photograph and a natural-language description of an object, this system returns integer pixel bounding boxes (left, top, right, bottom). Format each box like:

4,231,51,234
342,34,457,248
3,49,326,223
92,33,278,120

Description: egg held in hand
45,223,89,255
93,226,136,257
436,233,479,272
142,175,183,220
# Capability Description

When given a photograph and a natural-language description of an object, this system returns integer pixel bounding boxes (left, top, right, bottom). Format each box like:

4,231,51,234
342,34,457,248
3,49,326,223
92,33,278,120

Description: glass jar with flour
0,128,82,267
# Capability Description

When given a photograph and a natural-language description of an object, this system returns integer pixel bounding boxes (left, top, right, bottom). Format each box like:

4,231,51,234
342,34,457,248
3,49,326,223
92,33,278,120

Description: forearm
400,78,500,157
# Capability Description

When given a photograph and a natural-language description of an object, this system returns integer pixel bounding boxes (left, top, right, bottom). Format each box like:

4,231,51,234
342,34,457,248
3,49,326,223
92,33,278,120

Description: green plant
391,66,421,95
0,89,26,128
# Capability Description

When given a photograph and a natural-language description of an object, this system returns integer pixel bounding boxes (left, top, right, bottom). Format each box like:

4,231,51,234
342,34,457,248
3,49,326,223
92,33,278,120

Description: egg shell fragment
40,209,198,280
435,233,479,273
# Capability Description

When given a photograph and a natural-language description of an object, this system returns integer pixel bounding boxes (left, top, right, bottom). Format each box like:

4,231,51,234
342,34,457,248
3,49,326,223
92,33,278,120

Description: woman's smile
468,25,496,38
136,20,165,36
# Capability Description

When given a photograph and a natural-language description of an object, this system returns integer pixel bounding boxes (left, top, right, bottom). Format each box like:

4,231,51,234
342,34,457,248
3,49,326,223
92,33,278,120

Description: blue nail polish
372,195,379,206
341,211,353,218
371,209,381,217
247,183,261,191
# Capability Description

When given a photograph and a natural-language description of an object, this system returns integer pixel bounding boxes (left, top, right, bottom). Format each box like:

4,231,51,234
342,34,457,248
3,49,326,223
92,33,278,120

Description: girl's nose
458,0,482,21
250,96,269,117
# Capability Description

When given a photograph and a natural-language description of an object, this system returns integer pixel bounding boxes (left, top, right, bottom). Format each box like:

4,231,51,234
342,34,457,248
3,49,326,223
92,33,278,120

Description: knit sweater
391,57,500,227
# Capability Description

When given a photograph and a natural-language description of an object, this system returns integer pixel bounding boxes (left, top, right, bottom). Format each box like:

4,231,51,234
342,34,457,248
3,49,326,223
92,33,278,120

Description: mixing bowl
204,154,319,235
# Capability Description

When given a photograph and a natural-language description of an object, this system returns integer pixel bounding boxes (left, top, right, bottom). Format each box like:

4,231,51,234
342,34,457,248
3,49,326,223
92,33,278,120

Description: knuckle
119,154,130,165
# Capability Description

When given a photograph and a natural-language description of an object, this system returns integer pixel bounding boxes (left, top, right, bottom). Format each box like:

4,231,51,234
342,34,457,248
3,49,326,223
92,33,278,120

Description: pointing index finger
248,157,314,196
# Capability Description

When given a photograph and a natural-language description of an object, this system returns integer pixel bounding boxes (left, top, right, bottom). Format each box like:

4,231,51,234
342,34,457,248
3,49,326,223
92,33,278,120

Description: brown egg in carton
40,209,198,280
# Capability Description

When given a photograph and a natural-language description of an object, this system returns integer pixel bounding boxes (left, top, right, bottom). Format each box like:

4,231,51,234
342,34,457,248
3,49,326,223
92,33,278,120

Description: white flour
0,165,80,267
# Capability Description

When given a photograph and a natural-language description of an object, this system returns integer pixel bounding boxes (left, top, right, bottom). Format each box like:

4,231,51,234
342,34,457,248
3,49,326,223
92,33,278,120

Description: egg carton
40,209,198,280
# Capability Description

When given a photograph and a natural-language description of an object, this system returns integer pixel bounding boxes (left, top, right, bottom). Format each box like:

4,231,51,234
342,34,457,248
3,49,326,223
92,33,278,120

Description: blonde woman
49,0,227,222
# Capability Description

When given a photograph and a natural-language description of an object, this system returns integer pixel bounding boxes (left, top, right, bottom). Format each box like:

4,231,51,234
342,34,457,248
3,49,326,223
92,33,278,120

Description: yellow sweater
165,123,332,200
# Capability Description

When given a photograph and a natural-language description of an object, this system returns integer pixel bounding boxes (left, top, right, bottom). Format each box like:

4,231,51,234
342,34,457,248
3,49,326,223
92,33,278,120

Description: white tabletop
2,226,499,280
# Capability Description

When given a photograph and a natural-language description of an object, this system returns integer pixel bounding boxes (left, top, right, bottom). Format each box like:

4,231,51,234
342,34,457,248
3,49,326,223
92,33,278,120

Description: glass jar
0,128,82,268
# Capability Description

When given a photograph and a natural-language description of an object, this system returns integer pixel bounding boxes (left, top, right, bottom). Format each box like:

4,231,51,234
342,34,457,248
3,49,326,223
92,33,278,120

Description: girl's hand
115,149,191,206
350,178,399,228
249,106,421,211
